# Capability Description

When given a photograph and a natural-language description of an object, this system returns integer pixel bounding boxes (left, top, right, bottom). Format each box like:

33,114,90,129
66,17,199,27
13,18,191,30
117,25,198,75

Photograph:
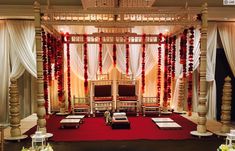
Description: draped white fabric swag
0,20,37,122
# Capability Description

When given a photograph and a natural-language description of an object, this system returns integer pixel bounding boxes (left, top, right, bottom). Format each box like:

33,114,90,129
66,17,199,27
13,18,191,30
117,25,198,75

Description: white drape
218,23,235,77
0,21,10,123
6,20,37,78
0,20,37,122
206,23,218,119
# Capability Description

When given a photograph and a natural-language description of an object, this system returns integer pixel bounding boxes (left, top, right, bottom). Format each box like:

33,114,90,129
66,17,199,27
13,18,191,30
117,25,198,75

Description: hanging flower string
99,36,103,74
126,36,129,75
171,36,176,79
65,32,71,113
163,35,169,109
141,34,146,93
113,43,117,67
180,29,188,79
47,33,52,86
167,37,172,105
83,34,88,94
51,36,56,80
157,33,163,105
54,37,58,80
187,27,194,116
42,29,48,114
57,34,64,104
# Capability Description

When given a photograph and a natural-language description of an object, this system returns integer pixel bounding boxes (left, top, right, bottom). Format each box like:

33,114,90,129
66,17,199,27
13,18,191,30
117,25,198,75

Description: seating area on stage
24,113,197,142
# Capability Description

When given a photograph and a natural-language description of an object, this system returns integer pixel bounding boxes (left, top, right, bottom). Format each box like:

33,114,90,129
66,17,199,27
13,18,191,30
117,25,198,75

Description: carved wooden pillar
221,76,232,133
191,3,212,137
196,3,208,134
9,79,21,137
5,79,27,141
34,1,46,133
176,78,184,112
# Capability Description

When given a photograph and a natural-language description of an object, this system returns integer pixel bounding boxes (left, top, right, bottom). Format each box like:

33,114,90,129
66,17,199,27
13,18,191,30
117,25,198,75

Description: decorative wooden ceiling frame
39,4,201,44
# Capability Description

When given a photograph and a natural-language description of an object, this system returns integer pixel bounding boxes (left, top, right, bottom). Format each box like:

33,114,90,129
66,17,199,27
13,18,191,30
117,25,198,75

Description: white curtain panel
218,22,235,77
102,44,113,74
0,21,10,123
206,23,218,119
6,20,37,78
116,44,128,74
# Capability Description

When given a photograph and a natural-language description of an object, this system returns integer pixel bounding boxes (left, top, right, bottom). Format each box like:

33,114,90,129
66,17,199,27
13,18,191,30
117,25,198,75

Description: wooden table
60,119,81,128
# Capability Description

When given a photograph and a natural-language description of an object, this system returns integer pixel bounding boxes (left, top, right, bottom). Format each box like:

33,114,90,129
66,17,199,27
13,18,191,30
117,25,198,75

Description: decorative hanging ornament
83,34,89,94
57,33,65,106
172,35,177,79
113,43,117,67
141,34,146,93
187,26,194,116
99,36,103,74
126,36,129,75
65,32,71,113
157,33,163,105
163,35,169,109
180,29,188,79
42,29,48,114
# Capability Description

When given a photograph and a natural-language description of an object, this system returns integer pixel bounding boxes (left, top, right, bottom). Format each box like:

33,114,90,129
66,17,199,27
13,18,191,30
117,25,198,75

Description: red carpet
25,114,196,141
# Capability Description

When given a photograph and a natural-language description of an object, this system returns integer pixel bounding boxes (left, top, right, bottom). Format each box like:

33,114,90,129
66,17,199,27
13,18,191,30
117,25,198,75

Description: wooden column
34,1,46,133
9,79,21,137
191,3,212,137
197,3,208,133
5,79,27,141
176,78,185,113
220,76,232,133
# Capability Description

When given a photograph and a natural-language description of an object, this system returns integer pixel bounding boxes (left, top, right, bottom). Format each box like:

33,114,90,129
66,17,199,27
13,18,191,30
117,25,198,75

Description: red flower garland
42,29,48,114
54,37,58,80
83,34,88,94
141,34,146,93
180,29,188,78
171,36,177,79
126,37,129,75
187,27,194,116
51,36,56,80
57,34,64,104
157,33,163,105
167,37,172,104
47,33,52,86
113,44,117,67
65,32,71,113
163,35,169,109
99,36,103,74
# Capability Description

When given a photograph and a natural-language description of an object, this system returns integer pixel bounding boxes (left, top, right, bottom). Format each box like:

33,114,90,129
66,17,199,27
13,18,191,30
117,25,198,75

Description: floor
1,112,235,151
